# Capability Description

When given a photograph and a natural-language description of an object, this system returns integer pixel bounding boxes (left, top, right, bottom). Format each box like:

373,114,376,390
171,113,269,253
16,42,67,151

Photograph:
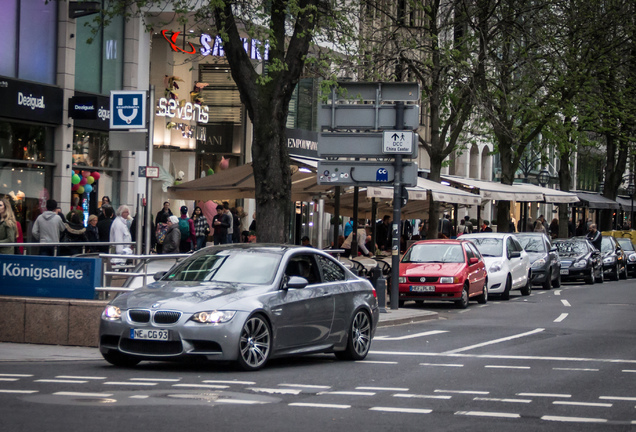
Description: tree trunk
558,150,573,238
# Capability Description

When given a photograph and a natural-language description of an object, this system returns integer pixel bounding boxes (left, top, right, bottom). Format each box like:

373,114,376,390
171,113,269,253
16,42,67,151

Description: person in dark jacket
96,205,114,252
586,223,602,250
212,205,230,245
86,214,100,252
155,201,173,225
162,215,181,254
62,212,89,255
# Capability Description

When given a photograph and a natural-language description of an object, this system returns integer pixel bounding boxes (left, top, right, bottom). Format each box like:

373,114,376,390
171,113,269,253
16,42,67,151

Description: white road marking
249,388,302,395
103,382,157,386
355,360,398,365
536,291,546,294
622,370,636,373
0,389,38,394
0,378,19,381
473,397,531,403
318,391,375,396
204,380,256,385
370,407,432,414
435,389,489,395
56,375,106,380
443,328,545,354
130,378,180,382
35,379,88,384
0,374,32,377
599,396,636,401
374,330,448,341
561,299,571,307
554,313,569,322
357,386,409,392
54,392,113,397
420,363,463,367
129,395,149,399
455,411,520,419
279,383,331,389
553,401,612,408
553,367,598,372
369,351,636,364
216,399,266,405
541,415,607,423
172,384,229,389
394,393,452,400
554,290,562,295
484,365,530,370
517,392,571,398
478,304,489,307
289,402,350,409
458,309,471,313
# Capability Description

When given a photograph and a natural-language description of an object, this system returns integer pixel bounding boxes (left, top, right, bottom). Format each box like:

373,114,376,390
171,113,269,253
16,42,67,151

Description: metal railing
1,241,136,256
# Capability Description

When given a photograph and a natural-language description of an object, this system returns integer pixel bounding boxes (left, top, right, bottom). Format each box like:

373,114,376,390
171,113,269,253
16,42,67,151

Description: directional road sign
317,161,418,187
383,130,414,154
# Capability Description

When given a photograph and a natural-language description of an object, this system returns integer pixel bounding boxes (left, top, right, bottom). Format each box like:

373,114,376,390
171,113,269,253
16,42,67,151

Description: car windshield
601,237,614,253
465,237,503,257
518,236,546,253
165,250,281,284
555,241,587,254
618,239,635,251
403,244,465,263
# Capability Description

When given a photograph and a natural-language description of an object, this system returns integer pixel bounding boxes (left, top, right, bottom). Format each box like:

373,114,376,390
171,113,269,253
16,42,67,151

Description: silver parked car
516,233,561,289
99,244,380,370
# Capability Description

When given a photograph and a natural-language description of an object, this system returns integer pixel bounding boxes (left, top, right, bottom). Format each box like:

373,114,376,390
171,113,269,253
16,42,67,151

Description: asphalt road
1,278,635,431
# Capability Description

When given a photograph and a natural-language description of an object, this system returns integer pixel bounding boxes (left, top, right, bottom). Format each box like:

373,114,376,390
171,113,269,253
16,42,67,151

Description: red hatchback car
398,239,488,309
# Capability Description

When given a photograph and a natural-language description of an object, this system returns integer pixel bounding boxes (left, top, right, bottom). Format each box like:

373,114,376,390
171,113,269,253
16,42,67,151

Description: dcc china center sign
0,255,101,300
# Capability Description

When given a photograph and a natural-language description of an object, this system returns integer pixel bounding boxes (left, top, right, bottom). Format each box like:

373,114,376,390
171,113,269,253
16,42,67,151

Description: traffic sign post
110,90,147,129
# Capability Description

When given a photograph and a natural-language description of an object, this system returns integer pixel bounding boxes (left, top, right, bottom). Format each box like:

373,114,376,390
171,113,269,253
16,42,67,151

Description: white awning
441,175,545,202
367,177,481,205
512,183,580,204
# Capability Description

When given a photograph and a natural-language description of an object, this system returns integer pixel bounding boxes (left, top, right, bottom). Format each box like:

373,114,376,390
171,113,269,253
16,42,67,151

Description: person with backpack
162,216,181,254
178,206,195,253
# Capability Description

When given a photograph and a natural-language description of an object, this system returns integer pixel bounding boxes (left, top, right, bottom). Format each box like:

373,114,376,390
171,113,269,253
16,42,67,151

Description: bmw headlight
531,258,546,269
489,262,502,273
439,276,459,284
102,305,121,320
399,277,407,283
628,253,636,263
573,259,587,268
191,310,236,324
603,256,616,264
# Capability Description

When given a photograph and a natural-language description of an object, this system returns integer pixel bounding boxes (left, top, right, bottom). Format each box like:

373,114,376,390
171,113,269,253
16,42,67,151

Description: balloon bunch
71,170,100,195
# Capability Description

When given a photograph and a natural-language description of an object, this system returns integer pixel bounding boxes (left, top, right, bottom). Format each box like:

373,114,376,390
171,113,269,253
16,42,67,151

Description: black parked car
616,238,636,277
516,233,561,289
600,236,627,280
554,238,603,284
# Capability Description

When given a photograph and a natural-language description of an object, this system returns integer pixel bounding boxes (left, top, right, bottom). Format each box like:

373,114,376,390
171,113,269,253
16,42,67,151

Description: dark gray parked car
99,244,380,370
617,238,636,277
516,233,561,289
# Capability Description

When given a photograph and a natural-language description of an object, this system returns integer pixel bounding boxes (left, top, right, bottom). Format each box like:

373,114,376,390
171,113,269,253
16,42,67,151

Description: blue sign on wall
0,255,101,300
110,90,146,129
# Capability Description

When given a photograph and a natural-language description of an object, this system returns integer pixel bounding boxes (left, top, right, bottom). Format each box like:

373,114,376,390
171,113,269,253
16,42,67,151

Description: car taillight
372,288,377,298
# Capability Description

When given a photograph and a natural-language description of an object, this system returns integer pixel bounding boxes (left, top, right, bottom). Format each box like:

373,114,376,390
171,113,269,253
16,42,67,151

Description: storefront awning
572,191,620,209
367,177,482,206
615,196,636,212
441,175,544,202
512,183,580,204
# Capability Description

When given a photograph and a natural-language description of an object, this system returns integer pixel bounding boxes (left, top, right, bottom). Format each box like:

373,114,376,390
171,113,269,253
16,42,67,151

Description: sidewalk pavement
0,308,437,362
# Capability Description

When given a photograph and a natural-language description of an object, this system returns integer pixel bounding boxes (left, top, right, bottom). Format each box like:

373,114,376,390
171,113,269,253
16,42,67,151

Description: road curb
377,312,439,328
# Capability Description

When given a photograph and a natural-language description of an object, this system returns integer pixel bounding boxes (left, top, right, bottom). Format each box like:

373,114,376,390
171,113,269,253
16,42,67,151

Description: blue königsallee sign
0,255,101,300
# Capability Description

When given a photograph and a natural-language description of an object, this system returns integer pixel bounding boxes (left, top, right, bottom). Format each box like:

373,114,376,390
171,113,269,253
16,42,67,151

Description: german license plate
130,329,168,340
560,269,569,275
410,285,435,292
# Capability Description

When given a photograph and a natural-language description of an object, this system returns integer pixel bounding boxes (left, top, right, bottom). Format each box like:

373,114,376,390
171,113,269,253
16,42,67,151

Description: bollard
371,267,388,313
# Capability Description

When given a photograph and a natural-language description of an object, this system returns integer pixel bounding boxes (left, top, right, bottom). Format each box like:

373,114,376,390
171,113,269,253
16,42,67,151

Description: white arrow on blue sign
110,90,147,129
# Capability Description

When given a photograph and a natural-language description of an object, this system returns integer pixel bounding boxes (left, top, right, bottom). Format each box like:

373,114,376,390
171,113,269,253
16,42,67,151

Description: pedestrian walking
32,199,66,256
212,204,230,245
192,206,210,250
97,205,114,252
162,215,181,254
110,205,133,264
86,214,100,252
61,212,89,256
0,197,17,255
97,196,111,221
178,206,195,252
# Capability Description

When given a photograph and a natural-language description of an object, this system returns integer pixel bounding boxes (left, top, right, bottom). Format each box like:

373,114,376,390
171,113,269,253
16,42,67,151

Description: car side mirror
509,251,521,259
469,257,479,265
153,271,167,281
284,276,308,289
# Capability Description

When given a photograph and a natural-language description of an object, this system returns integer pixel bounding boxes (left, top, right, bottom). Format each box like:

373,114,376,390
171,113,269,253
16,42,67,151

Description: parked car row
398,232,634,310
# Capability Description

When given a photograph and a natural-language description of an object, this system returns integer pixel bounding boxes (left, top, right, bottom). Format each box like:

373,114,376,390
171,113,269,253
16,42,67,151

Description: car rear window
403,244,465,263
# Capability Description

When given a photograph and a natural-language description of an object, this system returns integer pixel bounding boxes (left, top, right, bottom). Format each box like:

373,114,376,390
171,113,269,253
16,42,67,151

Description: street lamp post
627,181,635,230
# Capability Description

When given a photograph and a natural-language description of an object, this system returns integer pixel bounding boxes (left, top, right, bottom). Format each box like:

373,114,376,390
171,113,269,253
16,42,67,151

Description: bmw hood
109,281,268,312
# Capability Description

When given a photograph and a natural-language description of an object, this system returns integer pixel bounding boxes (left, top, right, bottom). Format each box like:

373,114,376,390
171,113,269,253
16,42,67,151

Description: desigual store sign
0,76,63,124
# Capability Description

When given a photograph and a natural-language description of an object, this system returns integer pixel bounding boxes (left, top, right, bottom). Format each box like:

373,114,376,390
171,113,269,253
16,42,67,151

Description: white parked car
461,233,532,299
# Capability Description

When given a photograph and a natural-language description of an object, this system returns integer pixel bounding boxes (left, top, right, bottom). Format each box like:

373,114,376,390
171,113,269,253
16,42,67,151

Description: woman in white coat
110,205,132,264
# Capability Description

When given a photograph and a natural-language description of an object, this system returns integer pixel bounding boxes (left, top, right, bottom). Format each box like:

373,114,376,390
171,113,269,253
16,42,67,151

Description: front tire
237,315,271,371
553,272,561,287
500,276,512,300
520,274,532,296
611,264,620,281
476,281,488,304
335,310,372,361
542,270,552,290
102,350,141,367
455,285,470,309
